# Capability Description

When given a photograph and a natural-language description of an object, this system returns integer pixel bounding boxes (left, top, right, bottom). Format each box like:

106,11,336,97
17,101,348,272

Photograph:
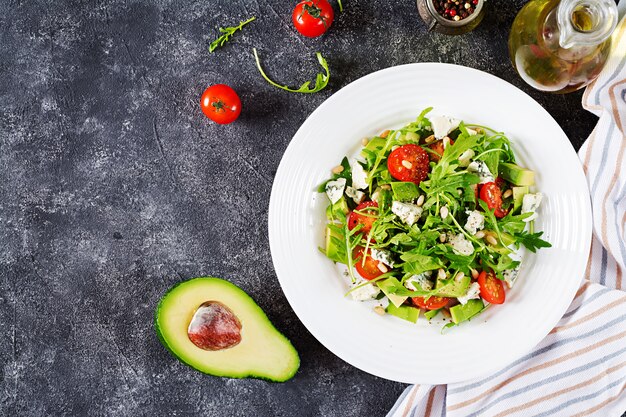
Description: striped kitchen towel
388,12,626,417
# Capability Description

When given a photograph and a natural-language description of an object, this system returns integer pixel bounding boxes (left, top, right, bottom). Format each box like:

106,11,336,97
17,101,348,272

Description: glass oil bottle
509,0,618,93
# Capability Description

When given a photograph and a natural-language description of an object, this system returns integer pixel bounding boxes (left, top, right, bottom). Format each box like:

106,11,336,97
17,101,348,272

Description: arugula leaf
253,48,330,94
514,230,552,253
209,17,256,53
400,252,443,275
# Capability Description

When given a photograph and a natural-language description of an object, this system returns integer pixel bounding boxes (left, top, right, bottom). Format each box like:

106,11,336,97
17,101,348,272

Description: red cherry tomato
477,270,505,304
479,182,509,218
353,247,384,280
200,84,241,124
292,0,334,38
348,201,378,235
411,296,450,310
428,139,454,162
387,144,430,184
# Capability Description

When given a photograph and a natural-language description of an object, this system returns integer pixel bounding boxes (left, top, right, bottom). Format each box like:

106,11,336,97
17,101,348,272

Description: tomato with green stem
292,0,334,38
200,84,241,124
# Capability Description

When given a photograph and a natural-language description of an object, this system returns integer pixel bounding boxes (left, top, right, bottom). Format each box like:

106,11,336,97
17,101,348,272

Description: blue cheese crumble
457,282,481,305
325,178,346,204
521,193,543,222
391,201,423,226
468,160,495,184
350,282,381,301
464,210,485,235
345,186,365,204
370,248,395,267
404,272,433,291
448,233,474,256
430,115,460,139
351,160,368,190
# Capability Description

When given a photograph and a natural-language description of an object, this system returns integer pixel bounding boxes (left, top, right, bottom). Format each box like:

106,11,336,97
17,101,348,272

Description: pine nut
503,189,513,199
439,233,447,243
424,135,436,144
440,205,449,219
401,160,413,169
373,305,386,315
471,268,479,279
391,145,399,151
457,189,463,196
331,165,344,174
474,230,485,239
443,136,451,149
438,268,447,280
380,130,390,138
377,263,388,273
416,195,425,206
442,309,451,318
455,271,465,282
361,138,369,146
486,235,498,245
381,184,391,190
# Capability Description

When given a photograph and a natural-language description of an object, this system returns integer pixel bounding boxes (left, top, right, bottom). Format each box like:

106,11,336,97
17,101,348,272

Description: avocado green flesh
386,303,419,323
434,276,470,298
155,277,299,382
325,225,345,263
499,163,535,186
377,278,408,308
450,299,484,324
512,186,529,213
326,196,349,221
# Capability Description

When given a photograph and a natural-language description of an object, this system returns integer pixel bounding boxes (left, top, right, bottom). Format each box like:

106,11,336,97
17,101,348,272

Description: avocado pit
187,301,242,351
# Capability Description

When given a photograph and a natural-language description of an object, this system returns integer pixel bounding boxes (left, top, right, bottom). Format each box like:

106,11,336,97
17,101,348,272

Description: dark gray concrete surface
0,0,607,416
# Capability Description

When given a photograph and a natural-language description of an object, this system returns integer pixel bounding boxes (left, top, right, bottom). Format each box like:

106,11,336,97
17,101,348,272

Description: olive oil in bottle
509,0,618,93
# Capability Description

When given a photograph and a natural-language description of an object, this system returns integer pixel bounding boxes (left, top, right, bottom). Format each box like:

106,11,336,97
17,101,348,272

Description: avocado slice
499,163,535,186
450,299,485,324
324,224,346,263
512,186,529,214
155,278,299,382
377,277,409,308
386,303,419,323
433,275,470,298
326,196,350,222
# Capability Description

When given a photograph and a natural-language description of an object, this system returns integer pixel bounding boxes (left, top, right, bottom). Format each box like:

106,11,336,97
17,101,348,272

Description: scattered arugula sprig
209,17,256,53
253,48,330,94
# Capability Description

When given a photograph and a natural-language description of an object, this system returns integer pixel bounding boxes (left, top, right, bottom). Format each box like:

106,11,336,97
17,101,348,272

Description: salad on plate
318,108,551,330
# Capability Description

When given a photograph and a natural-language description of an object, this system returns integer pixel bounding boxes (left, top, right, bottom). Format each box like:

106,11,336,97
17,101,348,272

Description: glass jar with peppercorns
417,0,485,35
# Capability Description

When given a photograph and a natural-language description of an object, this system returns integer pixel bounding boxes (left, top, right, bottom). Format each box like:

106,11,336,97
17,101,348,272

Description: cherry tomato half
479,182,509,218
353,247,384,280
348,201,378,235
292,0,334,38
428,139,454,163
477,270,505,304
200,84,241,125
387,144,430,184
411,296,450,310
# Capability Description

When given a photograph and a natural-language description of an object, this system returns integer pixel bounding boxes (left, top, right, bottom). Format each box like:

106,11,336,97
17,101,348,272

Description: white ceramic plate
268,63,591,384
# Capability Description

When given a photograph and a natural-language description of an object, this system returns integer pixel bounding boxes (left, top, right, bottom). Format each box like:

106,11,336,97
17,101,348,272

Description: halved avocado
155,277,299,382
